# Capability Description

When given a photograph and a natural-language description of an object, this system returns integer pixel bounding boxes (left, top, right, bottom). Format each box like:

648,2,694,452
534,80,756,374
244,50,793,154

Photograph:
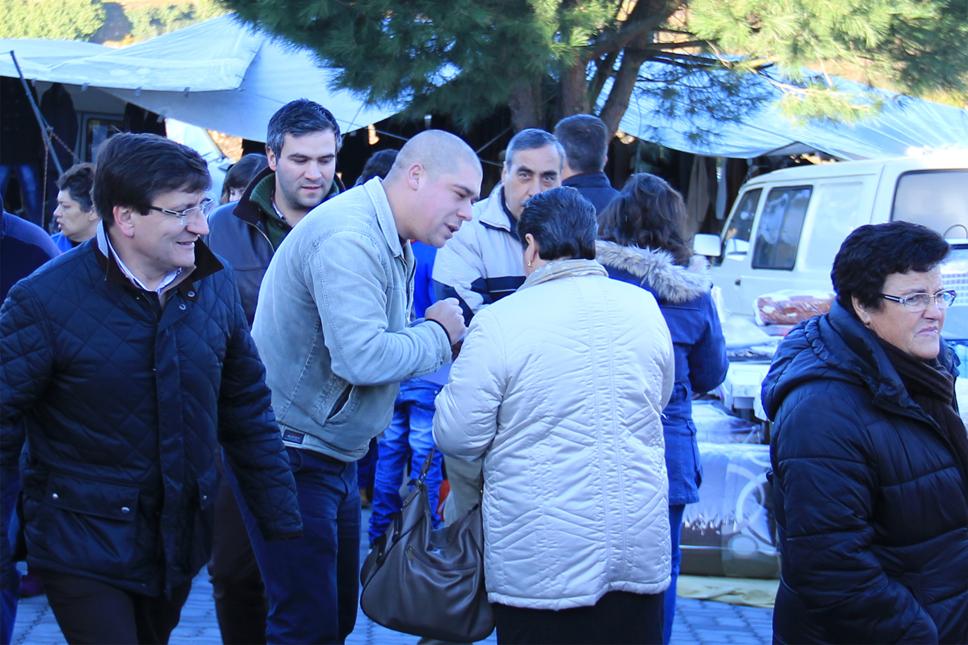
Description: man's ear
113,206,137,238
266,146,278,171
406,162,424,190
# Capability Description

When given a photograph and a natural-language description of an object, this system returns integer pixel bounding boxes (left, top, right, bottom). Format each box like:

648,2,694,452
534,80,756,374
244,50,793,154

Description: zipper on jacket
245,219,274,252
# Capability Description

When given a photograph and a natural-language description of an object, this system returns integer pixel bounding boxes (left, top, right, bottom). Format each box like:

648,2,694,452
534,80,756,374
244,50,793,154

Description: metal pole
7,50,64,176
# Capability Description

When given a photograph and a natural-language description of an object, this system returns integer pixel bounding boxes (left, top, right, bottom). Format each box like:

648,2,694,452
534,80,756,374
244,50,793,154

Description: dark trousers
38,571,191,644
232,447,360,644
208,473,267,644
494,590,664,645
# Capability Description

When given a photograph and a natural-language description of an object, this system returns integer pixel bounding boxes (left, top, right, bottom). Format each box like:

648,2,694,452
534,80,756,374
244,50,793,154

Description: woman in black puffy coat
762,221,967,643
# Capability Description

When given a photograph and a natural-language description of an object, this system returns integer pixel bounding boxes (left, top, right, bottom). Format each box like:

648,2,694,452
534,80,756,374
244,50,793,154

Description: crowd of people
0,96,964,645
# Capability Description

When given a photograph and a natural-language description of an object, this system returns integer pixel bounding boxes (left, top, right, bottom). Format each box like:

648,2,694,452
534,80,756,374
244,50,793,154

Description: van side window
752,186,812,270
722,189,761,256
892,170,968,238
800,181,869,271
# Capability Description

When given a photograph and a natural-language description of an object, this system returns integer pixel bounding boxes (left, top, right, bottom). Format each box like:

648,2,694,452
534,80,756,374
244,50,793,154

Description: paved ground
10,509,773,644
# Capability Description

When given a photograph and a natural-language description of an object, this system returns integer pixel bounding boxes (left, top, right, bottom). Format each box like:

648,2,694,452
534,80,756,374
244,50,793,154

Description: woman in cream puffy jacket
433,187,676,645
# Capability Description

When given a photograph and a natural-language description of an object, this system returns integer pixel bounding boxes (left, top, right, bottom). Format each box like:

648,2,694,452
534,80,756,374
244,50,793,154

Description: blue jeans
230,447,360,644
367,379,442,545
664,504,685,645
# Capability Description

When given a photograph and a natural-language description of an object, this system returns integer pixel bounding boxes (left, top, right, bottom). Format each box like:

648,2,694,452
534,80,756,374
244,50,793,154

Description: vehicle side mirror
693,233,721,258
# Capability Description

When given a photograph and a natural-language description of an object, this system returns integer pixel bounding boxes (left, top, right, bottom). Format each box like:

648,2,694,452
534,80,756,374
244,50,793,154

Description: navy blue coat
762,301,968,644
563,172,619,216
597,242,728,505
0,235,302,596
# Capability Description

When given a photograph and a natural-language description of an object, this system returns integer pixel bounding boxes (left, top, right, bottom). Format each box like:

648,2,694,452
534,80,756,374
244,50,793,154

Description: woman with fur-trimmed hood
597,173,728,644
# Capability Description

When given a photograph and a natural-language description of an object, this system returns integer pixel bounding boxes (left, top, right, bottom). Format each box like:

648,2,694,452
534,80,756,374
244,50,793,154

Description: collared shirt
96,224,182,293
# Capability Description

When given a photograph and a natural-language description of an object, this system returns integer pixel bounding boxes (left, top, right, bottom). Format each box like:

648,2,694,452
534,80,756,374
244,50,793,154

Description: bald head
388,130,481,181
382,130,482,247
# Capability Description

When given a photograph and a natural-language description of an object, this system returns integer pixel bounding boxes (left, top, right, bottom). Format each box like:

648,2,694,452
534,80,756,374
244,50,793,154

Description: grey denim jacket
252,179,451,461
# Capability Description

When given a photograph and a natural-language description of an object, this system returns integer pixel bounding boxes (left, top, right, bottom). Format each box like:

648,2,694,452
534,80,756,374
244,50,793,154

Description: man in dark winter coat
205,99,341,644
553,114,619,216
0,133,302,645
207,99,342,324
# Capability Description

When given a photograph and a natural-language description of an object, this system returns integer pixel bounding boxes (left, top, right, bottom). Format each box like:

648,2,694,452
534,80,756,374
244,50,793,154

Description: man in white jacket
434,187,675,644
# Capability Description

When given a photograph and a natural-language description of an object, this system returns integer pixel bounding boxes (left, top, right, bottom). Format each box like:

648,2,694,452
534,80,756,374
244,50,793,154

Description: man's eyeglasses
880,289,957,312
146,198,215,221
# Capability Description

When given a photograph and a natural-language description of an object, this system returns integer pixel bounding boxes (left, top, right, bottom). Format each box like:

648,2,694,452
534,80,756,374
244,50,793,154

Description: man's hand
425,298,466,345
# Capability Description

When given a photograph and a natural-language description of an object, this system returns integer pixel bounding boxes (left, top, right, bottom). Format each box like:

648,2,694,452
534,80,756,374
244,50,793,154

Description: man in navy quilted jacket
0,133,302,644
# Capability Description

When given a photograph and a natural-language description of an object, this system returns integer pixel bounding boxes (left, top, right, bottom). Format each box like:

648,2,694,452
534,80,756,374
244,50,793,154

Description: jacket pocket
38,474,140,577
326,383,356,423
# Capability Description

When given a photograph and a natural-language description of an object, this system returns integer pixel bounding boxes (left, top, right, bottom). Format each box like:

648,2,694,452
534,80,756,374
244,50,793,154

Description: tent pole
8,51,64,177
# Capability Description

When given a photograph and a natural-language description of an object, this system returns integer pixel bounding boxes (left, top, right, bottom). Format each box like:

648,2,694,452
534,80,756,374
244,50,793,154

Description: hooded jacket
597,241,728,505
762,302,968,644
0,234,302,596
434,259,676,609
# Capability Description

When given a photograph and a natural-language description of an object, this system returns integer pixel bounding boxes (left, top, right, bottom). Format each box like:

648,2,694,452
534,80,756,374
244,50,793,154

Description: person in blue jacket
0,201,59,645
762,221,967,644
596,173,728,643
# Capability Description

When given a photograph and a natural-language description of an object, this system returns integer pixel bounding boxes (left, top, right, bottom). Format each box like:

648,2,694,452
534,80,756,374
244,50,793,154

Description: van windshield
942,243,968,343
893,170,968,239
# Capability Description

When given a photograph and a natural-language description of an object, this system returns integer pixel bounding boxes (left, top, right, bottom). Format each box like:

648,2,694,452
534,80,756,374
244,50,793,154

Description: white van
696,154,968,318
695,154,968,421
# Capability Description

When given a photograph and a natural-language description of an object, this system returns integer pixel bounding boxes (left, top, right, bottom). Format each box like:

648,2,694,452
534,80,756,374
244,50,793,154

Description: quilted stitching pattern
0,243,300,595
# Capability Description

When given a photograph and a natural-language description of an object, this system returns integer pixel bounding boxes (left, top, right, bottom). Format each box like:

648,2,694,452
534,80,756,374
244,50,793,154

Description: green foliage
0,0,106,40
690,0,968,116
126,0,228,41
213,0,968,132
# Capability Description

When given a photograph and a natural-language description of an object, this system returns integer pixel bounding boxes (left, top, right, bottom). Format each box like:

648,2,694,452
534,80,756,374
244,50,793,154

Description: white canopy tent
0,14,398,141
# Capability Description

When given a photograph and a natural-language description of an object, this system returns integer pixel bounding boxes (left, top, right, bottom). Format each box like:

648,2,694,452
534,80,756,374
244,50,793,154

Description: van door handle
735,278,742,286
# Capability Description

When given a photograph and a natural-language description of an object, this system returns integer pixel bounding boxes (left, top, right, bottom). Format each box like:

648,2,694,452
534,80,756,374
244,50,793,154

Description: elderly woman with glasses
434,187,675,644
763,221,967,644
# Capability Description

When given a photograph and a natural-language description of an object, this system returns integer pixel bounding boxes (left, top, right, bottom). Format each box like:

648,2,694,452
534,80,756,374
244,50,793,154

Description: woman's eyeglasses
880,289,957,311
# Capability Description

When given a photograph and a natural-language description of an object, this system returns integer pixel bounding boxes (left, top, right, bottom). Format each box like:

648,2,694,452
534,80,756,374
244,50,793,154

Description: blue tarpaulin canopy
602,61,968,160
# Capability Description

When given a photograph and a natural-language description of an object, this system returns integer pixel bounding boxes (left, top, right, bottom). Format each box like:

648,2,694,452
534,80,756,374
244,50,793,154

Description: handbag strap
415,447,436,484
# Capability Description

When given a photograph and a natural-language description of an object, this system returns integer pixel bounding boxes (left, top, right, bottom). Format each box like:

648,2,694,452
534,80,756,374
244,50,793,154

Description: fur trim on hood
596,240,710,304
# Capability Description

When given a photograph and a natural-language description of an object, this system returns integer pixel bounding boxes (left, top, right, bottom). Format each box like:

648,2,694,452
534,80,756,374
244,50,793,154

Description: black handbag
359,451,494,642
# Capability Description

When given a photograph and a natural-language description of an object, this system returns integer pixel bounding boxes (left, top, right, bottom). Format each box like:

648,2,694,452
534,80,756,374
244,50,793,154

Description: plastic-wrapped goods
680,442,779,579
754,290,834,326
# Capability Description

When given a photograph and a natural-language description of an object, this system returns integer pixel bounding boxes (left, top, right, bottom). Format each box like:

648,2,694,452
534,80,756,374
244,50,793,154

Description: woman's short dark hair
832,221,949,314
598,173,692,266
518,187,597,261
355,149,398,186
56,162,96,212
93,133,211,228
221,153,269,202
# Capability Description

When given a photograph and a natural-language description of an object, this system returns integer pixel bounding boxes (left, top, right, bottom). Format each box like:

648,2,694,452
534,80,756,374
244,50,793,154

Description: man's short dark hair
554,114,609,174
505,128,563,170
266,99,342,157
57,162,96,212
518,187,597,261
832,221,949,315
92,133,211,228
